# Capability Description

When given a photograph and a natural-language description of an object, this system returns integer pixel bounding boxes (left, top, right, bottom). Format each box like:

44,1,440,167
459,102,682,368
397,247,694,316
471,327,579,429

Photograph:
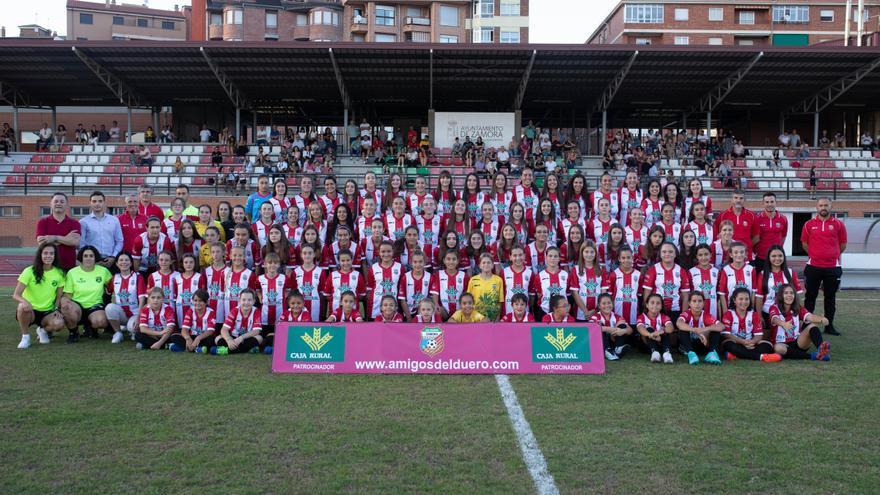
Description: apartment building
192,0,528,43
66,0,188,41
587,0,880,46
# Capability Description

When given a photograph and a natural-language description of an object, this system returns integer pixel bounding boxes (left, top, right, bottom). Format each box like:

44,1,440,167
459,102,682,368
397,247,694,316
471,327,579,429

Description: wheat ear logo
301,328,333,351
544,328,576,352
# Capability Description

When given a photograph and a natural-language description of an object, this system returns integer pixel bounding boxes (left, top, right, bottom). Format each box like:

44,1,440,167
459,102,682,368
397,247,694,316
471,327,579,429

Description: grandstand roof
2,39,880,125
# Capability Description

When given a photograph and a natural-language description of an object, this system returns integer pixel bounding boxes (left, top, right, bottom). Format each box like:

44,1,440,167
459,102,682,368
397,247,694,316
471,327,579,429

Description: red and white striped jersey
589,311,625,328
398,271,431,315
357,235,391,267
282,223,302,247
624,225,648,254
413,313,442,323
640,198,664,226
533,269,569,314
407,192,434,216
269,197,291,223
321,270,365,313
293,194,319,223
173,272,205,323
717,263,761,303
384,213,416,241
107,272,146,319
642,262,691,312
366,262,404,319
182,307,216,336
434,190,456,218
618,186,643,224
321,241,363,268
683,195,713,220
767,304,812,343
465,191,488,221
513,185,539,220
430,269,469,315
609,268,641,324
329,307,362,322
222,307,262,338
685,221,714,246
591,190,619,221
637,312,671,331
542,313,575,323
147,270,179,307
524,242,549,273
280,308,312,322
162,217,183,243
359,188,383,211
568,266,606,320
258,273,294,325
476,218,501,247
721,309,762,340
225,239,261,270
222,267,257,316
132,232,174,272
397,242,426,271
501,311,536,323
488,191,513,224
292,265,326,322
377,312,405,323
588,216,613,244
319,194,341,220
688,266,720,318
356,214,380,241
678,309,718,330
761,268,803,313
560,218,587,244
502,266,535,315
251,219,274,248
415,214,442,260
711,240,729,269
139,304,176,332
202,265,226,321
303,220,328,246
659,221,682,244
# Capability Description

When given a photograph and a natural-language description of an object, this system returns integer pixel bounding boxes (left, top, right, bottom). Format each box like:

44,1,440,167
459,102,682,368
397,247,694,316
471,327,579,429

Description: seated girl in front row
326,291,364,323
501,293,535,322
589,293,632,361
413,299,442,323
136,286,177,350
637,293,674,364
768,284,830,361
377,295,404,322
170,288,216,353
280,292,311,322
213,288,262,355
676,292,724,366
721,288,781,363
448,292,485,323
541,294,575,323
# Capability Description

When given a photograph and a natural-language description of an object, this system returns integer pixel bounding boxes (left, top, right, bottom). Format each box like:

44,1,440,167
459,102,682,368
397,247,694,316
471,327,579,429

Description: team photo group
15,165,846,366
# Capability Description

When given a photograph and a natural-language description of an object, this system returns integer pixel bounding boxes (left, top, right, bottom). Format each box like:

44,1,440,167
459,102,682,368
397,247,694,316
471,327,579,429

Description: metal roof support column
706,111,712,141
51,107,57,143
72,46,145,107
692,52,763,115
779,112,785,135
814,110,820,149
513,50,537,111
0,81,34,108
127,103,133,144
682,113,687,133
600,110,607,156
786,55,880,116
153,107,160,141
592,50,638,116
200,47,251,111
235,108,241,142
328,48,351,116
429,49,434,110
12,105,19,152
343,107,349,154
253,111,257,144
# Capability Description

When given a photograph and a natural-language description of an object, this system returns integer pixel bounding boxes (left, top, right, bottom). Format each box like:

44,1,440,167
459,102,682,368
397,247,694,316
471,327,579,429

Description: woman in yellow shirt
448,293,485,323
195,204,226,242
465,253,504,321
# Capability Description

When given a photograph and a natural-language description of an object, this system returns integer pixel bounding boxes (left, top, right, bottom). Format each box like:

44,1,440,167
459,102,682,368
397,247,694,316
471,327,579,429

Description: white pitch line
495,374,560,495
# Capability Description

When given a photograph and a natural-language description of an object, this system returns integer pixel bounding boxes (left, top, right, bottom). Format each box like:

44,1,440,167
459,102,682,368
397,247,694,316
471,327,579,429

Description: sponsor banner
271,323,604,374
434,112,517,150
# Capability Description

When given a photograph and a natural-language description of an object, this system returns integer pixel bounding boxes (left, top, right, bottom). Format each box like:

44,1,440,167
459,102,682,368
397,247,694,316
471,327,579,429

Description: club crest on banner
420,327,444,357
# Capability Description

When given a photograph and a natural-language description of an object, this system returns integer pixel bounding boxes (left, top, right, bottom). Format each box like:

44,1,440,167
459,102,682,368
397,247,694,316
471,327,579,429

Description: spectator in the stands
797,142,811,161
137,184,163,219
715,190,759,261
55,125,67,147
407,126,418,149
790,129,801,149
117,194,147,255
165,184,199,218
1,122,14,155
36,123,53,151
778,130,791,149
137,145,153,168
833,131,846,148
160,125,174,143
36,192,81,271
451,137,462,158
860,132,875,151
173,156,184,174
144,126,156,143
497,146,510,173
98,125,110,143
79,191,123,267
819,129,830,149
199,124,212,143
732,139,745,159
109,121,120,142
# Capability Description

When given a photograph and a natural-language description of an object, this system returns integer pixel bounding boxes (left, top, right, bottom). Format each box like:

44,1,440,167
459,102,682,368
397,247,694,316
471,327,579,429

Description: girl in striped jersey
591,174,619,222
561,224,585,269
173,253,205,325
508,202,532,247
570,241,604,322
226,223,261,271
721,288,781,362
600,224,625,272
342,180,361,219
146,251,179,308
105,253,146,341
492,224,519,270
541,294,575,323
365,241,404,320
358,171,383,213
222,246,258,317
637,293,674,364
407,176,433,216
398,250,430,321
540,173,564,223
525,223,551,273
394,226,423,271
269,179,291,223
326,291,363,323
282,205,302,247
413,299,442,323
638,225,665,271
501,246,535,316
689,244,720,318
355,196,379,241
257,253,295,353
534,199,561,247
304,202,328,245
658,203,682,244
533,247,569,319
263,225,295,274
617,170,643,225
135,287,177,351
381,173,407,213
293,176,320,225
487,173,513,224
760,246,803,314
717,242,762,315
251,202,275,248
175,220,202,265
677,229,698,271
358,218,388,268
683,178,713,222
377,295,404,323
476,202,501,248
462,173,487,222
213,289,262,355
203,242,226,325
322,225,361,269
589,293,632,361
676,292,723,365
294,225,322,267
608,245,641,327
464,231,489,275
685,201,714,246
560,200,587,249
446,199,474,247
292,245,326,322
624,207,648,255
385,196,416,242
321,249,366,315
415,197,442,269
280,292,311,323
564,173,590,221
640,179,664,226
642,242,691,321
133,217,175,273
433,171,456,218
711,220,734,269
170,289,216,353
768,284,830,361
512,167,540,222
663,182,684,224
430,250,469,321
589,198,614,245
501,293,535,322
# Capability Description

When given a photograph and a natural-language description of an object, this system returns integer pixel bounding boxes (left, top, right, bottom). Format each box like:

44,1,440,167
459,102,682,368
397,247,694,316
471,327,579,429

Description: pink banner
271,322,605,374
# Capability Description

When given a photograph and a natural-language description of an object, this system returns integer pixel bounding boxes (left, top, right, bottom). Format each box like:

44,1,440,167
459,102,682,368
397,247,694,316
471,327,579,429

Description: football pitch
2,288,879,495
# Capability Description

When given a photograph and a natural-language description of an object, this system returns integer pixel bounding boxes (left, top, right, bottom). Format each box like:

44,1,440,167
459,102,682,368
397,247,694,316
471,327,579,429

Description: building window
624,4,663,23
674,36,689,45
440,5,459,27
375,33,396,42
311,11,339,26
42,206,89,217
226,9,243,25
113,16,124,25
161,21,174,30
406,7,424,18
500,0,520,16
831,212,848,219
500,30,520,43
739,11,755,25
79,13,93,24
439,34,458,43
635,38,652,45
210,13,222,26
819,10,834,22
0,206,22,218
475,27,494,43
409,31,430,42
475,0,494,18
708,8,723,21
137,18,148,28
376,5,395,26
352,34,365,42
266,11,278,28
708,37,723,45
772,5,809,23
674,8,689,21
737,39,754,45
296,14,308,26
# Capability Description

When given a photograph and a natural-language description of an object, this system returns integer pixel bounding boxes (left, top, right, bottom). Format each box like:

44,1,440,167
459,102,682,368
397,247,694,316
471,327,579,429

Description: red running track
0,255,33,287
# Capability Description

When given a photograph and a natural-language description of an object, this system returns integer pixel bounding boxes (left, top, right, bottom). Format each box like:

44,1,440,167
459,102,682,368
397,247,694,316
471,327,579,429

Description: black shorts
77,303,105,325
16,308,54,327
261,324,275,337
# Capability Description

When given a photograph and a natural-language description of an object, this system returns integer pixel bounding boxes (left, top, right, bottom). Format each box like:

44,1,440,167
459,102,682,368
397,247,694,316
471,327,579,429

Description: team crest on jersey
444,286,459,300
697,233,709,244
420,327,444,357
583,279,600,294
698,281,713,295
423,230,435,244
549,285,564,296
660,281,676,295
380,279,395,294
621,285,635,299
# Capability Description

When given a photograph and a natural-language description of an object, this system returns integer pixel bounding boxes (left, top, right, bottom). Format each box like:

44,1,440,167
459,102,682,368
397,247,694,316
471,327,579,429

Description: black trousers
644,332,670,353
135,332,168,348
678,330,720,354
803,265,842,325
168,333,216,350
722,340,774,360
215,336,260,354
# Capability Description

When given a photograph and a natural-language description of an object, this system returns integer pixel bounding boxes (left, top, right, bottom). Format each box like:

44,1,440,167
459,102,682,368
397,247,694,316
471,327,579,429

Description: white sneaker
17,334,31,349
604,349,619,361
36,327,50,344
662,351,674,364
650,351,661,363
111,331,124,344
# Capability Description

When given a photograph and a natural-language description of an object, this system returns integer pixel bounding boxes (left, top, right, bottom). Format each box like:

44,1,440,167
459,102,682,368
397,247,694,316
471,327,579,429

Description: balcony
350,16,368,33
208,24,224,40
404,16,431,33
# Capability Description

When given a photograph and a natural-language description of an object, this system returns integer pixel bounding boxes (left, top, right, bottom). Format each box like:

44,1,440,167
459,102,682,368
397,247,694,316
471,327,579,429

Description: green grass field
2,288,879,494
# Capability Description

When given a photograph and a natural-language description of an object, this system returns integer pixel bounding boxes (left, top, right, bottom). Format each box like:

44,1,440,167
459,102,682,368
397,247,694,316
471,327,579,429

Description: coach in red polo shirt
801,197,846,335
35,192,81,271
118,194,147,254
753,191,789,272
715,190,760,261
137,184,163,220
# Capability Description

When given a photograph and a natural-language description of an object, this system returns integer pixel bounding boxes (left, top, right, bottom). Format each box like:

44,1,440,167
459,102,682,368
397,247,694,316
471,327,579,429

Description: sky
3,0,617,42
